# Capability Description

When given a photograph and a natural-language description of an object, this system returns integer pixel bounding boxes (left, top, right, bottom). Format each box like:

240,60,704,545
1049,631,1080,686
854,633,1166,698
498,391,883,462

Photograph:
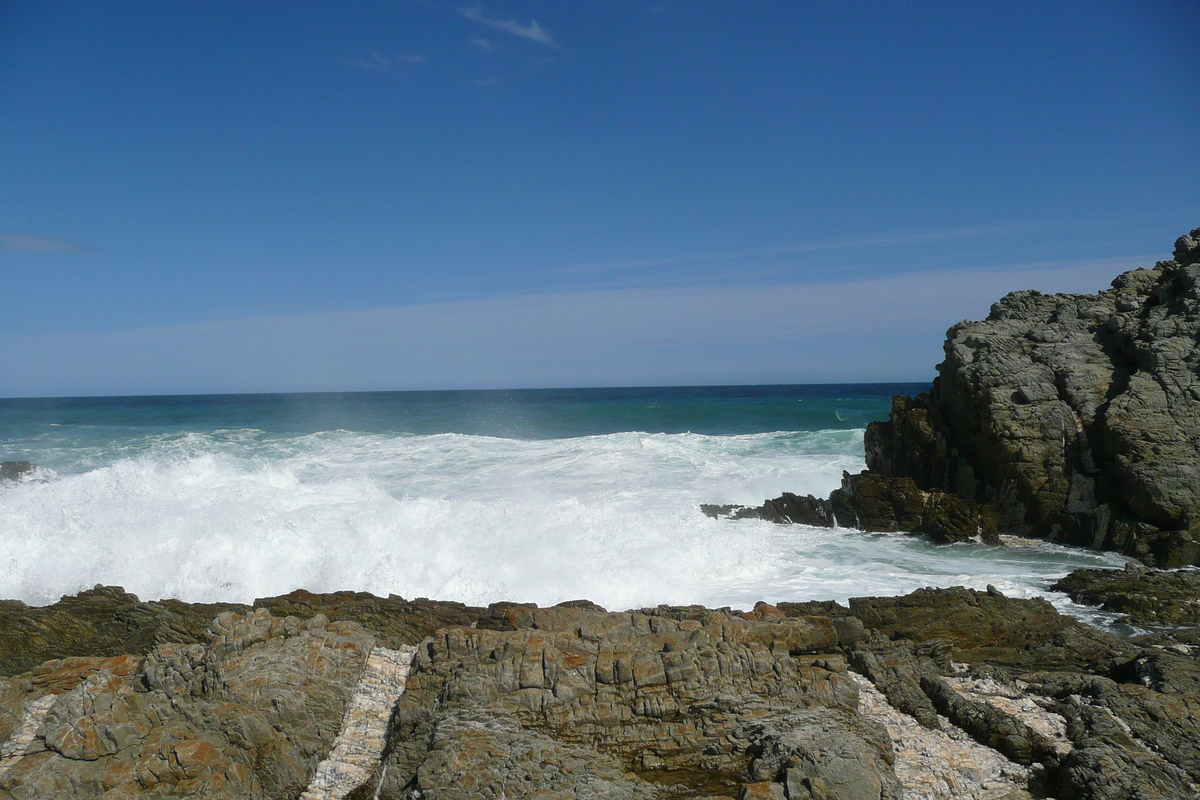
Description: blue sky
1,1,1197,396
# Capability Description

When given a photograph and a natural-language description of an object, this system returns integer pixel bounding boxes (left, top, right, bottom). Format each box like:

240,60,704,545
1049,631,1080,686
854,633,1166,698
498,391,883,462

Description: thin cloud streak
552,225,1017,277
341,51,425,71
0,234,87,254
461,5,559,48
3,257,1132,397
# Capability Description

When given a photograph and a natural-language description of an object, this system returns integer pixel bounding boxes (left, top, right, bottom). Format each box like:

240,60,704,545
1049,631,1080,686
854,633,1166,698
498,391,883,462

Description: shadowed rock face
868,229,1200,567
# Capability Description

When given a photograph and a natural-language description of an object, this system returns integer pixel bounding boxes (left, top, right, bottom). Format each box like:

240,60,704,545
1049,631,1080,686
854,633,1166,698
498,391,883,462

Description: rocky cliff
0,584,1198,799
709,228,1200,566
867,229,1200,566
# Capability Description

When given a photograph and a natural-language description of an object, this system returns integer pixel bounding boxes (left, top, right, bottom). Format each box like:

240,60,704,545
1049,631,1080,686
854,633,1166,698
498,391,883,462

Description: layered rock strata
2,584,1197,799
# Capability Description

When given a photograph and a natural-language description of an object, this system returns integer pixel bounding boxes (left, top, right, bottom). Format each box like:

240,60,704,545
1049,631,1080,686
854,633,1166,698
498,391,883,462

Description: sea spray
0,425,1127,618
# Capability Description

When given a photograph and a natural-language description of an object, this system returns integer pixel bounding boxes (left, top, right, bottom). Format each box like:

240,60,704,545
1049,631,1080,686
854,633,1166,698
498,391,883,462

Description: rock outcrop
2,584,1195,799
0,608,378,799
869,229,1200,566
0,463,34,482
708,228,1200,565
704,472,999,545
1052,562,1200,628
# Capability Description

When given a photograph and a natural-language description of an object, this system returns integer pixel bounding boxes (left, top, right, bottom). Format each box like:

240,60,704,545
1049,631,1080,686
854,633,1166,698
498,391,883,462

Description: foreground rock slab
0,583,1198,798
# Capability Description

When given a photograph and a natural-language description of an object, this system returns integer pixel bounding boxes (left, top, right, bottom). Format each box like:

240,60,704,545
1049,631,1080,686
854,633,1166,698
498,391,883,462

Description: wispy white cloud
0,234,87,254
341,51,390,71
461,5,559,48
2,257,1132,397
470,36,495,52
341,51,426,72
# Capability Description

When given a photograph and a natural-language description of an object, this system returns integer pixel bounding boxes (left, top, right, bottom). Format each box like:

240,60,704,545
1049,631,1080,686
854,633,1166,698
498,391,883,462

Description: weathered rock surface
375,603,875,798
1052,562,1200,627
0,584,1197,798
0,609,376,799
0,585,250,677
869,229,1200,567
831,471,1000,544
0,585,491,678
708,228,1200,566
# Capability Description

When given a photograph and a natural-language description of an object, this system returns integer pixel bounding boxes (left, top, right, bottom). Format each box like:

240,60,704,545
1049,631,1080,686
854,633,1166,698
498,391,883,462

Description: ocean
0,384,1129,624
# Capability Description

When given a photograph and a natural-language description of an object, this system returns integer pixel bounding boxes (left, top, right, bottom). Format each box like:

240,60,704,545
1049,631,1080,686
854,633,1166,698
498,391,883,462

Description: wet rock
702,492,835,527
1052,563,1200,628
0,462,34,482
708,474,1000,544
831,471,1000,544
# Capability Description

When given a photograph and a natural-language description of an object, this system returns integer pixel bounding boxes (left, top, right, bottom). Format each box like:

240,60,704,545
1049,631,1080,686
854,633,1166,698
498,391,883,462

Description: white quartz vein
301,645,417,800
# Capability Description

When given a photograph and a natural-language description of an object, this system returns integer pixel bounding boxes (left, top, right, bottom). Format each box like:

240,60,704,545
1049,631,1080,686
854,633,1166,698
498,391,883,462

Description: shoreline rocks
869,229,1200,567
0,580,1196,798
706,227,1200,568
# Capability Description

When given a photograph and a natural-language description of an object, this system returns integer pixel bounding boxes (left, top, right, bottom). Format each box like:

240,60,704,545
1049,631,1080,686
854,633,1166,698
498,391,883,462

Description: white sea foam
0,429,1128,616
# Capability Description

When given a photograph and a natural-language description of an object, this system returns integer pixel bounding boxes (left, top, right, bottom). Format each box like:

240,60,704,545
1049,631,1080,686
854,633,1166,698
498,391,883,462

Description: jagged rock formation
708,228,1200,564
704,472,999,545
868,229,1200,566
0,583,1197,798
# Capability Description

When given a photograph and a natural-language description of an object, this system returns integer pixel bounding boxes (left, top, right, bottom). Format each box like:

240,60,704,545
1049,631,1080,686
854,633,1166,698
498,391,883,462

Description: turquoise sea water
0,384,1129,621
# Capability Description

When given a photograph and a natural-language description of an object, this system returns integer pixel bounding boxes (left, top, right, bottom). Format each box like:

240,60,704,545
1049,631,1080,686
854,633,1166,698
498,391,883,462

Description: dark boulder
0,461,35,481
702,492,836,527
830,471,1000,544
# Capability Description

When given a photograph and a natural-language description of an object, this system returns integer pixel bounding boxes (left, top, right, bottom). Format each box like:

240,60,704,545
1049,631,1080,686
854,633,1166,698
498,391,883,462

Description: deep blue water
0,383,925,469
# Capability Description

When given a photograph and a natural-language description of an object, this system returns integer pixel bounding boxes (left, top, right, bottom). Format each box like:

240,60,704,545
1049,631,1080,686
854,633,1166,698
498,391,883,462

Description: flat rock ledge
0,582,1197,799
